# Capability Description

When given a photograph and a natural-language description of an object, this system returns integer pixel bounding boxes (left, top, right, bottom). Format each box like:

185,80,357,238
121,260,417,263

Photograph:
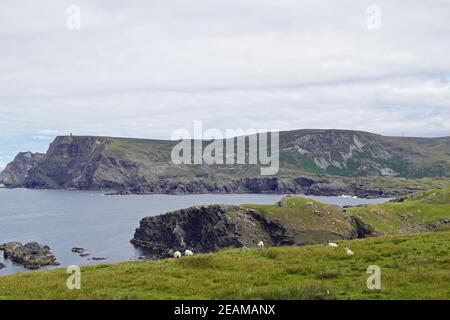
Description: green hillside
0,231,448,300
1,189,449,300
242,197,356,244
98,130,450,178
349,189,450,235
2,131,449,196
279,130,450,178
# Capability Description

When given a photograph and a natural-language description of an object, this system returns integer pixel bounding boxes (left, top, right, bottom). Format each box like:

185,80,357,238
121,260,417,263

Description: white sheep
257,241,264,248
344,247,354,256
185,249,194,256
326,240,338,248
173,251,182,259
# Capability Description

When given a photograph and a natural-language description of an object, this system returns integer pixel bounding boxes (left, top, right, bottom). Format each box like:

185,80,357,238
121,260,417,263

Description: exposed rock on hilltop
0,152,44,187
131,198,358,257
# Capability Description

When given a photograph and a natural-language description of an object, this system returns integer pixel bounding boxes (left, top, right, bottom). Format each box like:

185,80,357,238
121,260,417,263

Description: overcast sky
1,0,449,168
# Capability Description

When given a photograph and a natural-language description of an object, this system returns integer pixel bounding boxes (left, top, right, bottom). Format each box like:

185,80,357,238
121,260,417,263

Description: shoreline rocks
0,242,59,269
71,247,93,258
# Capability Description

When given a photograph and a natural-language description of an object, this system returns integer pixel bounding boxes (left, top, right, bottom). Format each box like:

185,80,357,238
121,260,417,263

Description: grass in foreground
0,230,449,300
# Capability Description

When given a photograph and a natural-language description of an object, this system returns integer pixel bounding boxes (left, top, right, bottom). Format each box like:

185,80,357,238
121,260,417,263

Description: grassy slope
0,231,449,300
1,189,448,300
349,189,450,235
242,197,353,243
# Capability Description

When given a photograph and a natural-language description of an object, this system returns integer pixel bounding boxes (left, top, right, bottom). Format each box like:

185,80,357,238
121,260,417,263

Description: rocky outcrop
0,152,44,187
351,216,378,238
131,204,296,257
131,194,366,258
0,242,59,269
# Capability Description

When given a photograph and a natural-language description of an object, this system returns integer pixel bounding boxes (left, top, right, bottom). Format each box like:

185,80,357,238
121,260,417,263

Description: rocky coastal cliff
131,190,449,257
0,152,44,187
1,130,449,196
131,197,361,257
131,204,297,257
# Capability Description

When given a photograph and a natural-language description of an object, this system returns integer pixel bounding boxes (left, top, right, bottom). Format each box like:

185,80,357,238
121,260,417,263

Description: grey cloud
0,0,449,166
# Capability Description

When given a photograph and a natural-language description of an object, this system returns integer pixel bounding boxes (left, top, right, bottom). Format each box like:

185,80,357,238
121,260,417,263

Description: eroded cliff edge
0,152,44,187
130,198,361,257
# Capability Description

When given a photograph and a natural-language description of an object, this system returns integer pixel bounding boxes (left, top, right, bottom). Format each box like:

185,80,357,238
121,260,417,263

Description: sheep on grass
344,247,354,256
326,240,338,248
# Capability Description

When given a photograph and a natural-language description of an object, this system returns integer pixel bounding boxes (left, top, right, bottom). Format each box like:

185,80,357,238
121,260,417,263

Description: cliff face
1,130,449,194
0,152,44,187
22,136,140,190
131,205,297,256
131,198,358,257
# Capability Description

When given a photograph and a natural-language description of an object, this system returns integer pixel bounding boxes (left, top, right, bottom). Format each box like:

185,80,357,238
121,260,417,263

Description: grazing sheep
185,249,194,256
344,247,354,256
257,241,264,248
326,240,338,248
173,251,182,259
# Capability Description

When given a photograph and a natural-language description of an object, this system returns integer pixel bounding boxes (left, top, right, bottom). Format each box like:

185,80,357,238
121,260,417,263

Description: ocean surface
0,188,391,275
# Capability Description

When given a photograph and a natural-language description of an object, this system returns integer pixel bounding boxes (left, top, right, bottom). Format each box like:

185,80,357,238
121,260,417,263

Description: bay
0,188,390,275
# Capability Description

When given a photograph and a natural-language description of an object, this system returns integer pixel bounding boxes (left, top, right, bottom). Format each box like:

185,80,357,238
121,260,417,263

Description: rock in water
5,242,59,269
0,262,5,269
71,247,85,254
0,242,23,258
